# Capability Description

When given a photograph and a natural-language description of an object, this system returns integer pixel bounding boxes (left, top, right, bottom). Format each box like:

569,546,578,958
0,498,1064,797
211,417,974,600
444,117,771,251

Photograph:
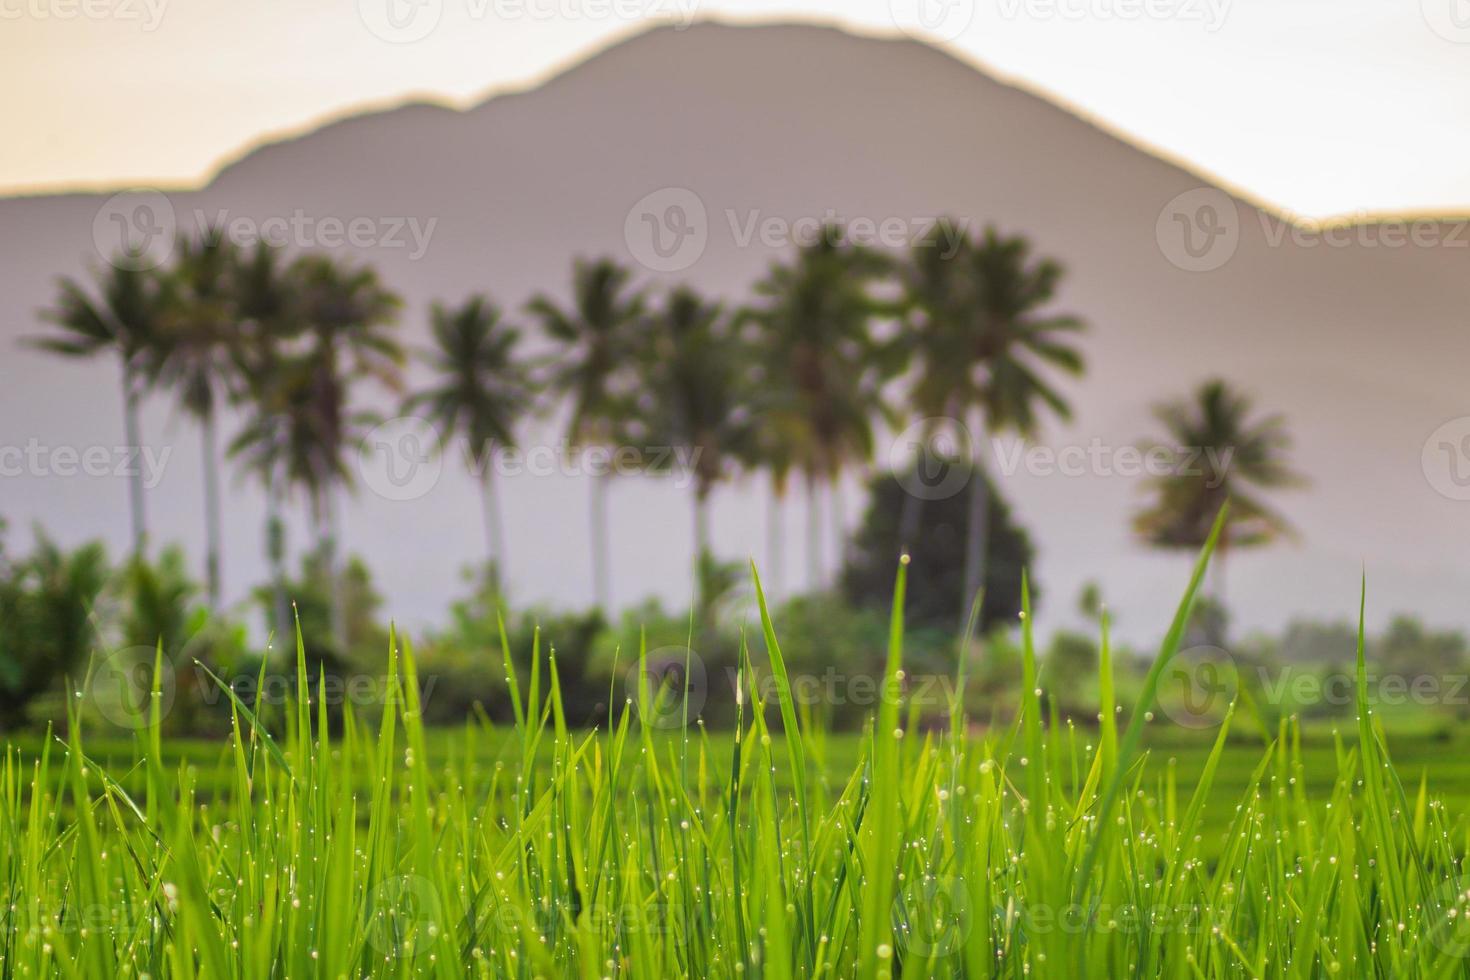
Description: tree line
31,219,1304,654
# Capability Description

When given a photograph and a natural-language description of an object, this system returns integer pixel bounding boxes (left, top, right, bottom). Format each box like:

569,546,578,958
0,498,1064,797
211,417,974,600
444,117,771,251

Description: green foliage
5,536,1470,977
842,457,1034,632
255,549,389,672
0,528,109,728
1134,377,1306,552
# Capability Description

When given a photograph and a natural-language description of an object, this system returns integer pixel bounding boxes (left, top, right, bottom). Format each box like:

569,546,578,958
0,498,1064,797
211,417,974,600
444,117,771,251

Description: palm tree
751,410,803,602
154,227,239,610
226,242,303,644
32,263,168,558
744,233,897,590
406,296,534,596
902,225,1085,630
1133,378,1306,605
290,254,404,650
635,286,756,571
528,258,647,612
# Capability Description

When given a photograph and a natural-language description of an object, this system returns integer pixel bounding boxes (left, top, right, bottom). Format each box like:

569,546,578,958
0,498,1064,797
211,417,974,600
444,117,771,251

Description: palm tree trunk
829,476,846,577
265,462,291,647
479,465,505,597
805,472,824,592
767,480,786,600
121,362,147,558
961,412,990,636
590,469,611,611
320,485,347,654
693,487,711,566
200,409,223,611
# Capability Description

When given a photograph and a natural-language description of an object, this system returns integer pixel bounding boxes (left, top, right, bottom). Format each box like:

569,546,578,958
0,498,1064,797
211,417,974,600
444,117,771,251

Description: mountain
3,21,1467,641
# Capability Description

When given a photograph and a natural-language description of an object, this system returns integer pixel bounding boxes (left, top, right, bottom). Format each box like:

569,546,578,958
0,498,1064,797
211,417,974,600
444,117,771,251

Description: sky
2,0,1468,220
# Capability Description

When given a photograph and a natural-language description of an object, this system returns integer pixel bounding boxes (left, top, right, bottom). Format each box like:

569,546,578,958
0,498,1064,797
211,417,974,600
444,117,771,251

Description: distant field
13,719,1468,846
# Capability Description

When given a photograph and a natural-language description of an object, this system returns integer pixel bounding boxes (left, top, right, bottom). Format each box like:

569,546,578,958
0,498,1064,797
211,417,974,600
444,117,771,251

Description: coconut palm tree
32,263,169,558
406,296,534,596
634,286,757,570
226,241,303,644
1133,378,1306,605
743,233,897,590
902,225,1085,630
153,227,240,610
527,258,647,612
752,411,803,602
289,254,404,650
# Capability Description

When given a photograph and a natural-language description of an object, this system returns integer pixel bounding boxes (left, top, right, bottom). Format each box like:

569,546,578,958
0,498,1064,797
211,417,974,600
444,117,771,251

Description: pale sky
2,0,1467,219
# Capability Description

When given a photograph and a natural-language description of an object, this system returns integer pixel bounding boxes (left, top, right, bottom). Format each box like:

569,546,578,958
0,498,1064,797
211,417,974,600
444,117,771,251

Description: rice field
4,519,1470,978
